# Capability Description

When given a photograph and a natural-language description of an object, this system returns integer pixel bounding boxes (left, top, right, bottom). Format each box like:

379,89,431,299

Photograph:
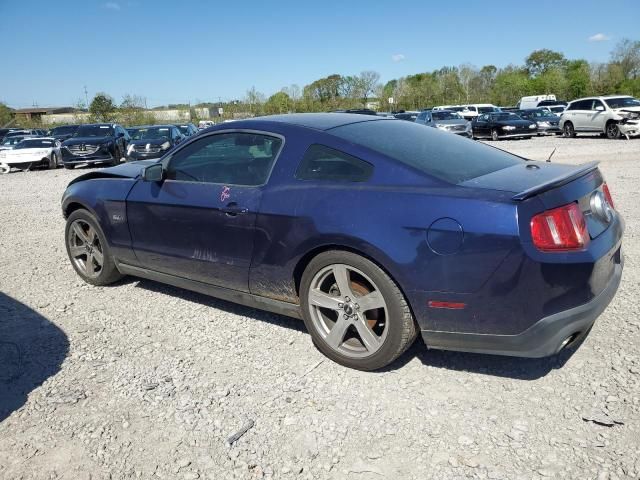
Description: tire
606,121,621,140
491,129,499,141
49,153,58,169
65,209,124,286
300,250,417,371
64,163,75,170
110,148,121,166
563,122,576,138
0,164,10,174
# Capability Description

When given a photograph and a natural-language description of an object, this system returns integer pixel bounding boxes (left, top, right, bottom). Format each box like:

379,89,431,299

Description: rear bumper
421,259,623,358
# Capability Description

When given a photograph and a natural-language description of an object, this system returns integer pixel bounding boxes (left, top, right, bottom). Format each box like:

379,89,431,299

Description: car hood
63,137,115,146
129,138,169,146
434,119,469,126
3,147,51,156
67,159,157,186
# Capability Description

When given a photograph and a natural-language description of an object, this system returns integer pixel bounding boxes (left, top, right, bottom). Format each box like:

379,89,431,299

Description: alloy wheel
307,264,388,358
67,219,104,278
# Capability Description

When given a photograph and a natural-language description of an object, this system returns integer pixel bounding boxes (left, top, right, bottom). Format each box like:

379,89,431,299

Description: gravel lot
1,135,639,479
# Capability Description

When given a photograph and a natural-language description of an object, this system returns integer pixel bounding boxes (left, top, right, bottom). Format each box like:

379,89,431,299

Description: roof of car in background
244,113,390,131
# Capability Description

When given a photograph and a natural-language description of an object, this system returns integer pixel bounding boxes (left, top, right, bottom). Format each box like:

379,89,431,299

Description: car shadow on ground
133,279,307,333
129,278,579,380
0,292,69,422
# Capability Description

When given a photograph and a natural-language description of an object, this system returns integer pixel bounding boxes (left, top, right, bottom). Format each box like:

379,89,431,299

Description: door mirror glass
142,163,164,182
595,105,605,112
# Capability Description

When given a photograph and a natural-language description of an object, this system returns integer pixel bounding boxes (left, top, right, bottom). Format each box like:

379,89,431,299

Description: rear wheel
300,250,417,371
491,129,499,141
65,209,123,286
606,121,621,139
563,122,576,138
0,164,10,174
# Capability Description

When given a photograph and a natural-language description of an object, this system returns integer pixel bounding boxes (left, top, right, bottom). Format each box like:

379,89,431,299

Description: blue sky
1,0,638,108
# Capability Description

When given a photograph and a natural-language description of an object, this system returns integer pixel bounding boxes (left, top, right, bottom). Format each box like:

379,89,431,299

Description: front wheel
300,250,417,371
563,122,576,138
65,209,123,286
49,153,58,169
491,129,499,141
606,122,621,140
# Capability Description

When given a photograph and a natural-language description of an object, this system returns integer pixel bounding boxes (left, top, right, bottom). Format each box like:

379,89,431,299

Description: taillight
530,203,589,251
602,183,615,209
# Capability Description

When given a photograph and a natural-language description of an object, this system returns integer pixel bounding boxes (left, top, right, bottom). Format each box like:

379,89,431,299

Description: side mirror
142,163,164,182
595,105,605,112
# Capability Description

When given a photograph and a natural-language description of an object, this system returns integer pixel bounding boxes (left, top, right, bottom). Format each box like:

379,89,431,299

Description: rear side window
329,120,522,184
296,144,373,182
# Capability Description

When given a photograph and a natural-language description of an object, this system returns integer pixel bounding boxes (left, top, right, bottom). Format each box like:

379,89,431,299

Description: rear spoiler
512,161,600,201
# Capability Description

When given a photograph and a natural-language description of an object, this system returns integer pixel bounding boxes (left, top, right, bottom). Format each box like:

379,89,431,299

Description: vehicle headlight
502,126,516,131
160,141,171,150
538,121,550,127
529,124,537,129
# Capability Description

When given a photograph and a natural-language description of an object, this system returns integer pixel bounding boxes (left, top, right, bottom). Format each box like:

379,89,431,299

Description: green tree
525,49,567,77
0,102,14,127
264,91,292,114
492,66,531,105
611,38,640,79
89,93,117,122
565,60,591,98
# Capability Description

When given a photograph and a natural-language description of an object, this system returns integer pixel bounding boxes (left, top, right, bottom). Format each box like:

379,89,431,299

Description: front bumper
619,122,640,137
537,125,561,135
499,132,536,139
126,151,164,162
421,255,623,358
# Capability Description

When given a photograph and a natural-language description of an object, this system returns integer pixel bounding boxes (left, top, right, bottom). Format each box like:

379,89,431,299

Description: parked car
415,110,471,137
175,123,198,137
49,125,79,143
515,109,561,135
458,104,502,120
0,137,61,174
330,109,378,115
560,95,640,139
0,134,36,151
61,113,624,370
126,125,184,161
198,120,215,130
472,112,538,140
3,129,44,140
393,111,419,121
0,128,21,141
537,99,568,115
518,94,558,110
61,123,130,169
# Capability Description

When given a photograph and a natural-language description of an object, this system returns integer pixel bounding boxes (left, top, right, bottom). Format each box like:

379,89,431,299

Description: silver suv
559,95,640,139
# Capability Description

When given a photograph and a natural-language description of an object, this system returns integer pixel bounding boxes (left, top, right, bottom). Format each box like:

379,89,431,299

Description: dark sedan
516,109,561,135
126,125,184,161
472,112,538,140
61,123,130,169
61,114,623,370
175,123,199,137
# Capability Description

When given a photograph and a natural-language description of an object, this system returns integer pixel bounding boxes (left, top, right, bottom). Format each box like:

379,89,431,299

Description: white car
559,95,640,139
0,134,36,152
457,104,501,121
0,137,62,174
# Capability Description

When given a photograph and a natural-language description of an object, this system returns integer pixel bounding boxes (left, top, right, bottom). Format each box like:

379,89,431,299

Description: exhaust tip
558,332,580,352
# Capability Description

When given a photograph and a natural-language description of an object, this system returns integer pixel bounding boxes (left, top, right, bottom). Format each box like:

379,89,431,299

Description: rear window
329,119,522,184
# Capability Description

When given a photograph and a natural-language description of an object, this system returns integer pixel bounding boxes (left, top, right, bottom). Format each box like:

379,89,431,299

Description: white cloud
588,33,610,42
104,2,121,10
391,54,406,63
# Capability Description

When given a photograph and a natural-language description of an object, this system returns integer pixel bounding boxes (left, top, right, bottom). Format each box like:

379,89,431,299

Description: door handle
221,202,248,216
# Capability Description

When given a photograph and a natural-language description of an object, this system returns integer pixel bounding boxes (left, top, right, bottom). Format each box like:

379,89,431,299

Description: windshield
128,128,144,140
478,106,499,113
51,126,77,135
491,113,520,121
2,136,26,146
15,139,54,149
432,111,462,121
447,106,465,112
525,109,556,118
604,97,640,109
178,125,191,134
74,125,114,137
141,127,171,140
330,119,522,184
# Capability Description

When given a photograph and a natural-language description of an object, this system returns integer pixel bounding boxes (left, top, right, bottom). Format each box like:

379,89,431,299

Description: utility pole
83,86,89,109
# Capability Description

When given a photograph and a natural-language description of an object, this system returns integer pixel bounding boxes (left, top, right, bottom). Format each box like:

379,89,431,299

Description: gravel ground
0,135,639,480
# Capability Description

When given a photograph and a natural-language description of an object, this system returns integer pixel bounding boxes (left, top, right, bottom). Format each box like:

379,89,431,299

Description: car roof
245,113,389,131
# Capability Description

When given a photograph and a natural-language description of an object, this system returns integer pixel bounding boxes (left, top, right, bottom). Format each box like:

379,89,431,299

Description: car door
473,114,489,137
569,100,590,130
126,130,284,292
588,99,607,132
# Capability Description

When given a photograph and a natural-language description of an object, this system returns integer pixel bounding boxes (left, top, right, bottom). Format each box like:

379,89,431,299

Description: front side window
166,132,282,186
296,144,373,183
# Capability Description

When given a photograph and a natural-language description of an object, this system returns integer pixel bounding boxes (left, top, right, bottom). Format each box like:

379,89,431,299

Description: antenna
547,147,556,162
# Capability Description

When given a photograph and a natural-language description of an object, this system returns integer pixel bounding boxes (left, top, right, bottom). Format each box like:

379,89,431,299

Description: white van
458,104,501,120
518,95,557,110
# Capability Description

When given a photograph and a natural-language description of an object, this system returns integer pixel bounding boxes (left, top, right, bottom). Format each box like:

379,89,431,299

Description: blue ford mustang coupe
61,114,624,370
